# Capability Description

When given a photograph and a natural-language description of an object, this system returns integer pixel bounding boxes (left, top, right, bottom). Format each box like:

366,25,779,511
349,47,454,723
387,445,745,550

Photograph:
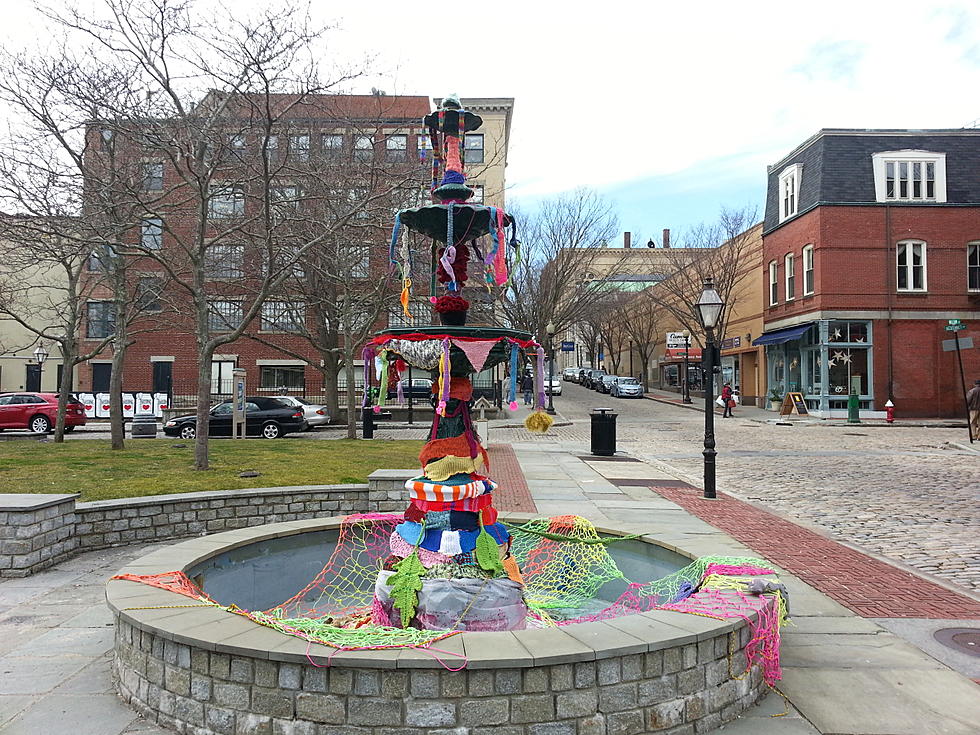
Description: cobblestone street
495,383,980,594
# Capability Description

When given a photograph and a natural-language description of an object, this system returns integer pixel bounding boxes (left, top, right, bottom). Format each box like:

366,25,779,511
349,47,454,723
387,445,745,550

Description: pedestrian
721,382,735,418
521,372,534,406
967,379,980,438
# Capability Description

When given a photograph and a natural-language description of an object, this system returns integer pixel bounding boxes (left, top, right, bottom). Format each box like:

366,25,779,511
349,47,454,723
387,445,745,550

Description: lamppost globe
696,278,724,329
33,344,49,365
546,322,555,336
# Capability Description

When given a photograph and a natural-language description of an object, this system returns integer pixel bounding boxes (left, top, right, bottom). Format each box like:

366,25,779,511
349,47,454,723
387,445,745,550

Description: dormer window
872,151,946,203
778,164,802,222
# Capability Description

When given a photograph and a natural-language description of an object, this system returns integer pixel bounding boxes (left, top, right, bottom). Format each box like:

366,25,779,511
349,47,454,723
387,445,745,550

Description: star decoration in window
831,328,842,340
832,350,851,365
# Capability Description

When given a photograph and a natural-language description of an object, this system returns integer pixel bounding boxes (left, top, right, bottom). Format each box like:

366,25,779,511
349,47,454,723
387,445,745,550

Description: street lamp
681,330,692,403
696,277,724,499
546,321,557,415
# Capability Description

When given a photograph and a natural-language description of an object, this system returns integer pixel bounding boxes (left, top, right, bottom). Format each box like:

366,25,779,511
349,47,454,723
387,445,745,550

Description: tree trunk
52,345,76,443
322,352,340,419
108,341,126,449
194,347,214,470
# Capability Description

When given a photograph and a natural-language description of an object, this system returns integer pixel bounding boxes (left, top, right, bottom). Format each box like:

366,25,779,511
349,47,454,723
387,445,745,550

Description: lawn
0,439,424,502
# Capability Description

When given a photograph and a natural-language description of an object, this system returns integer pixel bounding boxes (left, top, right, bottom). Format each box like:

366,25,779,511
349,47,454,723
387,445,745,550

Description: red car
0,392,87,433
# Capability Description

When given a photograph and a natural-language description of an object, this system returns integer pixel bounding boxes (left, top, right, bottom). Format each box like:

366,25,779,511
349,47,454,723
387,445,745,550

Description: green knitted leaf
475,526,503,573
387,551,425,628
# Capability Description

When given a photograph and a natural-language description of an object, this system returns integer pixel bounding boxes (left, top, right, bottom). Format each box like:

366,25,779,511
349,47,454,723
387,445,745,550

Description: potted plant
434,294,469,326
768,388,783,411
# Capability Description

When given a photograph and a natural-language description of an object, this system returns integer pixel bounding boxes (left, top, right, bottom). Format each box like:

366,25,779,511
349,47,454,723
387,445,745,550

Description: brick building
758,129,980,418
77,94,512,409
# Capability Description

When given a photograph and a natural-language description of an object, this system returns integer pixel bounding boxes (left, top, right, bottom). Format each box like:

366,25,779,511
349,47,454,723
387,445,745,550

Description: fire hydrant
885,399,895,424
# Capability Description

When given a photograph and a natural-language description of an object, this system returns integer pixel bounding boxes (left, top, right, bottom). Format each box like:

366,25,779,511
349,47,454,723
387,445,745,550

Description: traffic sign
560,341,575,352
948,319,962,325
945,324,966,332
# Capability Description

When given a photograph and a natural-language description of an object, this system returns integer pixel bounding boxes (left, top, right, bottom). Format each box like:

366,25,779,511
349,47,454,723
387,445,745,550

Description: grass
0,439,424,502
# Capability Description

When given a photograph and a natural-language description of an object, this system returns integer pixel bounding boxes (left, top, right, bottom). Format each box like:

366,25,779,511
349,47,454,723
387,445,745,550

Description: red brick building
757,129,980,418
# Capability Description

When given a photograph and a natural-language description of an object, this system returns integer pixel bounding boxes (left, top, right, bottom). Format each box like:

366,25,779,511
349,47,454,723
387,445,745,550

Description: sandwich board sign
779,392,809,416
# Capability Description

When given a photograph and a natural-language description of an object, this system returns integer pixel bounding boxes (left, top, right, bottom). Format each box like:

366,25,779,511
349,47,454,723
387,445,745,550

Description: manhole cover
933,627,980,657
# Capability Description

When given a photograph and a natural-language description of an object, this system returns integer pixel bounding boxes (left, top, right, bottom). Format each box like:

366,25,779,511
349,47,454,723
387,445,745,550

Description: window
469,184,484,204
141,218,163,250
417,134,432,161
784,253,796,301
205,244,245,279
348,244,370,278
464,134,484,164
872,151,946,203
265,244,305,278
208,301,243,332
86,302,114,338
969,243,980,292
802,245,814,296
289,134,310,162
768,261,778,305
208,185,245,218
322,133,343,159
389,301,431,327
261,301,305,332
354,135,373,162
210,361,235,395
88,244,113,272
260,366,305,391
271,185,301,219
136,276,163,312
778,164,801,222
142,162,163,192
897,240,927,291
386,134,407,162
227,134,246,160
264,135,279,160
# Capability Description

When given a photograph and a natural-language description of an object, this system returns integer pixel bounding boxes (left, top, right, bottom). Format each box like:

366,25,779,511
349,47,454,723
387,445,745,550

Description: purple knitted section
441,170,466,185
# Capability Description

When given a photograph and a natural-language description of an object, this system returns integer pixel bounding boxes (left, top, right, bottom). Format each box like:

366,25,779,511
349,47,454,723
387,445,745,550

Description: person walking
521,372,534,406
967,379,980,439
721,382,735,418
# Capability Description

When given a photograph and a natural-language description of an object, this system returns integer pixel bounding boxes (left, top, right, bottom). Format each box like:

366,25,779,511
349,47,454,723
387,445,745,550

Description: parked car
388,378,434,401
586,370,607,389
598,375,619,394
274,396,330,429
575,369,588,384
0,392,87,433
162,397,305,439
546,376,562,396
612,377,644,398
561,367,580,382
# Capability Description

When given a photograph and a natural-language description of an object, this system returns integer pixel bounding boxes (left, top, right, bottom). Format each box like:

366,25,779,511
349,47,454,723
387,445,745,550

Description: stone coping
78,484,368,510
0,492,79,511
106,514,756,671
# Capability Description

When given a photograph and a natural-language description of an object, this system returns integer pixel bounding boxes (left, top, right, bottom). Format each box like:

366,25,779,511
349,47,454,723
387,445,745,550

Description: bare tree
621,288,666,389
501,188,622,339
646,207,760,346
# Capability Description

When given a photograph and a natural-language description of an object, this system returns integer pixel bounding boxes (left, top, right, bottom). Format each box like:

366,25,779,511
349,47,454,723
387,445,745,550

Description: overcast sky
5,1,980,238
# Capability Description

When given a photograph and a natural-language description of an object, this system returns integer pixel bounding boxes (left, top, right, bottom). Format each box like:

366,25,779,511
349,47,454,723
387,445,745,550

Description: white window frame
142,162,164,192
141,217,163,250
872,150,946,203
802,244,814,296
768,260,778,306
204,244,245,279
386,134,407,162
969,242,980,293
354,135,373,162
207,301,243,332
208,185,245,218
464,134,484,164
896,239,927,292
784,253,796,301
261,301,306,333
289,134,310,162
777,164,802,223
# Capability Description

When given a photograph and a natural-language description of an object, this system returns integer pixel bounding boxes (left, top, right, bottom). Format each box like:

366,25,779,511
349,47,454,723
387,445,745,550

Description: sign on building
560,341,575,352
666,332,688,349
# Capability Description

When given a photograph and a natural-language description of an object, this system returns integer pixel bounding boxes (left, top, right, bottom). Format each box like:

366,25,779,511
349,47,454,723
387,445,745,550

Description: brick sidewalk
487,443,537,513
649,484,980,619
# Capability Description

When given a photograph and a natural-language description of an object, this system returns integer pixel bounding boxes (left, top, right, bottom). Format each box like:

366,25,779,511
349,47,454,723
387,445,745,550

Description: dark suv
163,397,305,439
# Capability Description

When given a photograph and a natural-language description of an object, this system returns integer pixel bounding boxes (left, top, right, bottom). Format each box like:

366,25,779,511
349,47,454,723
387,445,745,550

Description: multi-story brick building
758,129,980,417
77,94,513,410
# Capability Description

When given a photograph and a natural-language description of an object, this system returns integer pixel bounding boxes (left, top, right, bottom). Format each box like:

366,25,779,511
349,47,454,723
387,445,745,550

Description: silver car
611,377,644,398
274,396,331,429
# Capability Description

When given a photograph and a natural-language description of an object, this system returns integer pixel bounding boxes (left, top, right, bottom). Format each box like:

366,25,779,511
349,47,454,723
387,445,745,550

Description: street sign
948,319,962,325
945,324,966,332
560,341,575,352
666,332,688,349
942,336,974,352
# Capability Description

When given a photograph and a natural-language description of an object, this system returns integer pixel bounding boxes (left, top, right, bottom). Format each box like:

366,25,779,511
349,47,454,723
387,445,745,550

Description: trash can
130,413,158,439
362,406,375,439
590,407,617,456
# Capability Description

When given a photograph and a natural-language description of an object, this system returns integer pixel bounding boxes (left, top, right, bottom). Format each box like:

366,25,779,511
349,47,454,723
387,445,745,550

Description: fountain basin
108,514,766,734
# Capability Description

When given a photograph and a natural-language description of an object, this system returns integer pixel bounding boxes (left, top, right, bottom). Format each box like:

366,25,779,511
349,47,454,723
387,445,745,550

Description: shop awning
664,347,702,360
752,322,815,346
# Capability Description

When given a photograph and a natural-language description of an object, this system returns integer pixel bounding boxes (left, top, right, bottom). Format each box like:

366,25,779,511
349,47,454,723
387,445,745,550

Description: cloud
792,39,866,84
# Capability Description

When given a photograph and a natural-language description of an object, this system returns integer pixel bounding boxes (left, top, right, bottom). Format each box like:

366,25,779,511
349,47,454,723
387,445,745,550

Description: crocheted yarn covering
112,514,788,682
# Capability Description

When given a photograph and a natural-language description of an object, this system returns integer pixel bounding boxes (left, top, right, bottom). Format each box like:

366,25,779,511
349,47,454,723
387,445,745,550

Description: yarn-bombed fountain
106,95,787,735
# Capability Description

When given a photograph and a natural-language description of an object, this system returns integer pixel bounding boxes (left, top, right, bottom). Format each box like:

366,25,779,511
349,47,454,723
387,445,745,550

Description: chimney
624,232,631,249
662,228,671,249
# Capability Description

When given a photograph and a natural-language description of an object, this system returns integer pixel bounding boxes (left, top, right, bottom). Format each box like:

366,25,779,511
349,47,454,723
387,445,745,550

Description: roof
204,92,432,122
764,129,980,232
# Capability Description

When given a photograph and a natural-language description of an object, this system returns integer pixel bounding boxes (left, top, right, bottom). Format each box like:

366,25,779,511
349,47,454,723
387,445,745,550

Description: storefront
659,347,703,395
753,320,875,415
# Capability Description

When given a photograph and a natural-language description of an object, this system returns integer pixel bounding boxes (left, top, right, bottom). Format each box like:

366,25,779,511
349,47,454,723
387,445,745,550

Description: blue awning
752,322,815,346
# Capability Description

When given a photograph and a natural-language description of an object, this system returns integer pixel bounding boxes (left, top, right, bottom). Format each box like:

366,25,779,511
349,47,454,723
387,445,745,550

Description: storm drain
933,627,980,657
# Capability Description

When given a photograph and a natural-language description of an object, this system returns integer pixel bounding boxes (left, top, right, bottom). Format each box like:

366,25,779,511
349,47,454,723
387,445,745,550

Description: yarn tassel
377,356,389,409
508,342,518,411
493,208,508,285
437,339,451,416
535,346,546,410
400,278,412,320
396,376,405,405
388,213,402,272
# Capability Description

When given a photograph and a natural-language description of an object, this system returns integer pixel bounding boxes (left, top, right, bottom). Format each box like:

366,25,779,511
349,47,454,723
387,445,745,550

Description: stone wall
113,617,765,735
0,494,79,577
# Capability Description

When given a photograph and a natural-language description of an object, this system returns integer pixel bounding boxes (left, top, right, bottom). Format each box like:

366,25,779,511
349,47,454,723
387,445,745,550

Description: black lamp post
681,330,692,403
33,343,49,389
546,321,557,415
696,277,724,499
